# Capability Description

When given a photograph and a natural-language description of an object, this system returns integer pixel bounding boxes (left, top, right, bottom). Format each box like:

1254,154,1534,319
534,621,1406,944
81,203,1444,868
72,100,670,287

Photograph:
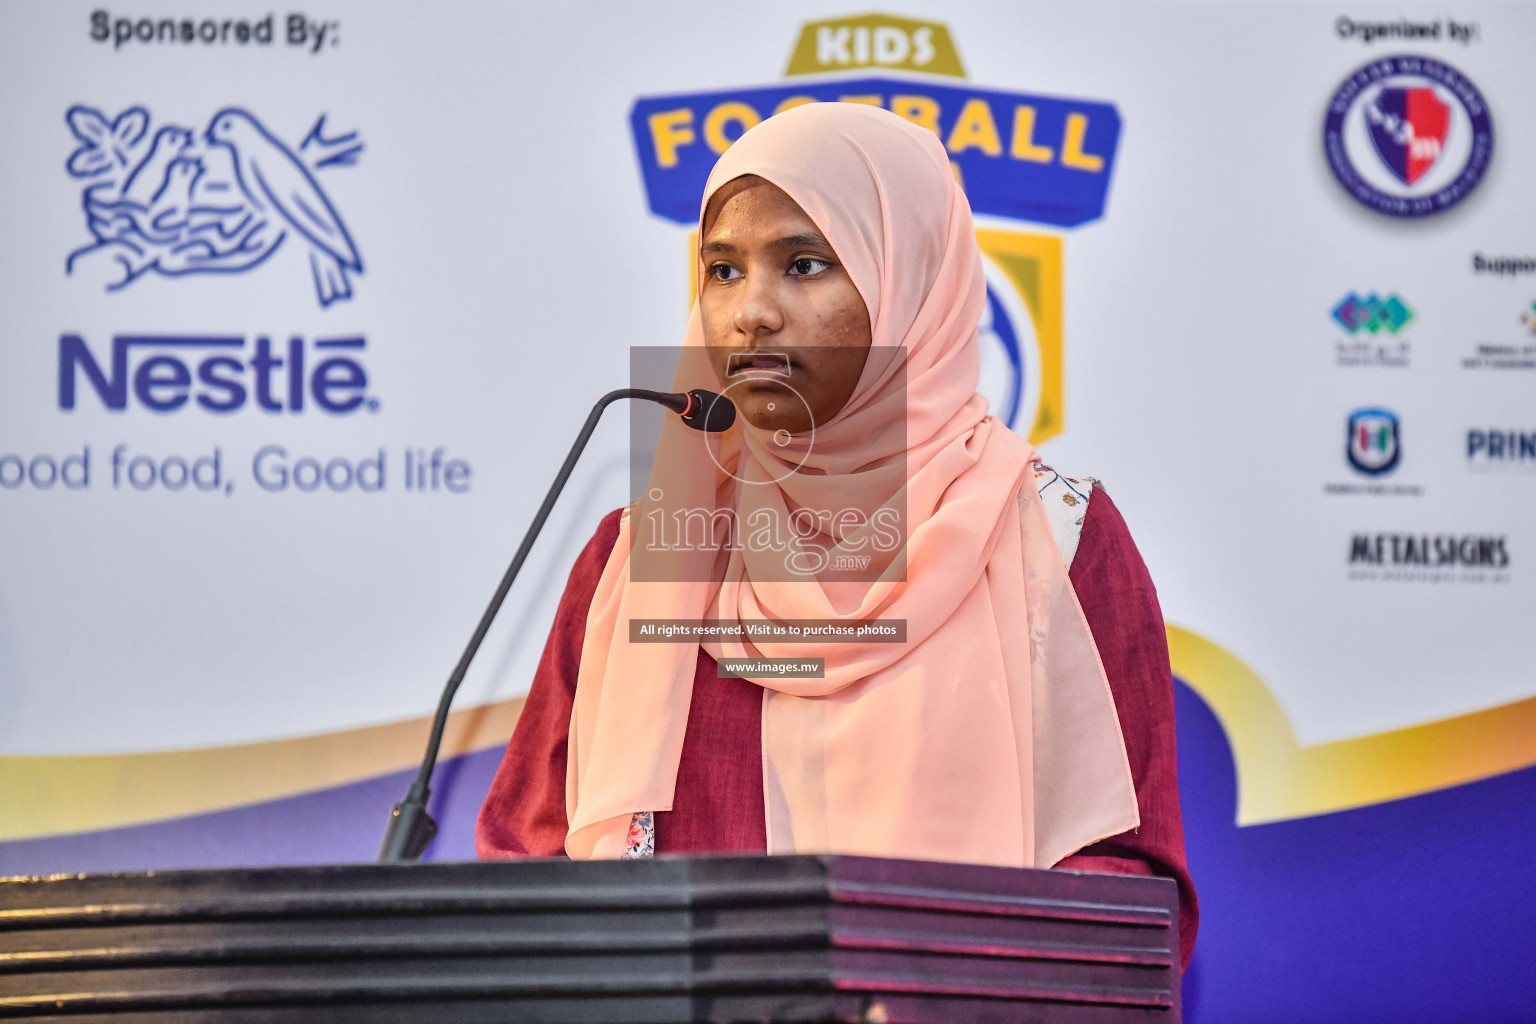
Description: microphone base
378,796,438,863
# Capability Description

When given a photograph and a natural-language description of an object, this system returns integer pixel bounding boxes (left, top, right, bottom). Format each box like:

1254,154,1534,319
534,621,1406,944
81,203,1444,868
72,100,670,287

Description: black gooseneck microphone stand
378,387,735,863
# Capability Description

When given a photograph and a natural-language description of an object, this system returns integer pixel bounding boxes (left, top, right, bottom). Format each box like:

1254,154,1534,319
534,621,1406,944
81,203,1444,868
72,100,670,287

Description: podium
0,855,1179,1022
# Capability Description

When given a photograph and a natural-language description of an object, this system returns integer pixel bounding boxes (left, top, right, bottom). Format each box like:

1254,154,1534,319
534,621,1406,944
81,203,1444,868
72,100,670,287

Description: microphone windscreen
682,389,736,433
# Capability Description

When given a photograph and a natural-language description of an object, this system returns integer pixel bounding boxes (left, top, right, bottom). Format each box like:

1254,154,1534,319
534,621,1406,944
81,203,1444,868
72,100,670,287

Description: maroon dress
475,485,1199,969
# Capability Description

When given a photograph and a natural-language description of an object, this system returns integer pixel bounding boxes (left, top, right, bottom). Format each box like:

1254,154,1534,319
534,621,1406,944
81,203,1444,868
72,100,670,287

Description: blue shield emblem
1347,408,1401,476
1365,86,1451,187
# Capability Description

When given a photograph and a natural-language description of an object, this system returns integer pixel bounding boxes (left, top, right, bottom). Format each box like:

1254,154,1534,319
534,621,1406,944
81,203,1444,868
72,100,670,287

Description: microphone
378,387,735,863
652,387,737,433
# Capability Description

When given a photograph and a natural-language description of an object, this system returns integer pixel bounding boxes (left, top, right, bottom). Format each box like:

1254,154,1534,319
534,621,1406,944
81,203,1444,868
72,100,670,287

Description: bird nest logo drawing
64,106,364,307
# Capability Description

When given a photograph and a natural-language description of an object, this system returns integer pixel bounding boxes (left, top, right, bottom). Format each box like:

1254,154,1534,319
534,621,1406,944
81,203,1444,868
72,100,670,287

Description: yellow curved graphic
0,698,524,844
8,628,1536,843
1168,625,1536,824
973,228,1063,446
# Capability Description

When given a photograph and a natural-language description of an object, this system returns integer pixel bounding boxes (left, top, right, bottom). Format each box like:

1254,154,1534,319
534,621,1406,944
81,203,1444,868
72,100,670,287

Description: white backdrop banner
2,9,1535,1007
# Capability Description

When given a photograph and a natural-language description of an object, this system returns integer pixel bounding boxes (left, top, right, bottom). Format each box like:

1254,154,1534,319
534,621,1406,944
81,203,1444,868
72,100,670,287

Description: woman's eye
710,264,742,282
790,258,831,276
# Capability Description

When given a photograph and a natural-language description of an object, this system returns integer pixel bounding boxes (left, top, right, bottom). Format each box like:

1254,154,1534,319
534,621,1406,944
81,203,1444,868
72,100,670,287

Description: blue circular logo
1323,55,1493,218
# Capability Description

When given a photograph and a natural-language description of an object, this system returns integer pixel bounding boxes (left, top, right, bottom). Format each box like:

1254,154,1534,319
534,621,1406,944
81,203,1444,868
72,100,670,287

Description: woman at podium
477,102,1196,969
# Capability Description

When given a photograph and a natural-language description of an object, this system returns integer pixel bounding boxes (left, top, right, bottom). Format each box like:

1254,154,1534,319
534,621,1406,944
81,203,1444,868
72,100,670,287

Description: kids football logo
1323,54,1493,218
628,13,1125,443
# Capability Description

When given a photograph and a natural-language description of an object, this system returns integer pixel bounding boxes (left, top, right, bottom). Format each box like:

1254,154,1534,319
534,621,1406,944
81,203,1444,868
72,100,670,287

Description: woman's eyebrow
700,233,832,257
773,232,831,249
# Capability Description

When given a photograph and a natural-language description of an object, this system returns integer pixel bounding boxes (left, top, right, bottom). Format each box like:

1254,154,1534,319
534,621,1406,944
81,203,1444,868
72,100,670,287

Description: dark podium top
0,855,1180,1022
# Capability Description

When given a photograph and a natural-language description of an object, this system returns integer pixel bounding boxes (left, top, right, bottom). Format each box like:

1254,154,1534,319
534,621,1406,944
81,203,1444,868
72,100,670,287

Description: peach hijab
565,102,1137,866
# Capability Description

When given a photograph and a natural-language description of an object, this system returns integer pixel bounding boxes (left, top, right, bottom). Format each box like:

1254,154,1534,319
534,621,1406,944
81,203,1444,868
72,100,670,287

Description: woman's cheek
819,304,869,347
827,282,872,347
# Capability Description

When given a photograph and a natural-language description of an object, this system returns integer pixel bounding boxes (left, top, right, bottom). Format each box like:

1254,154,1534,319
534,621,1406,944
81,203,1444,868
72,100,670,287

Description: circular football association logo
1323,55,1493,218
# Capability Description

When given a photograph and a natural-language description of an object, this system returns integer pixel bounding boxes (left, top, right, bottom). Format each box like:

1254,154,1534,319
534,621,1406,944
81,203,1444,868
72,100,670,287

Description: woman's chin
738,403,813,435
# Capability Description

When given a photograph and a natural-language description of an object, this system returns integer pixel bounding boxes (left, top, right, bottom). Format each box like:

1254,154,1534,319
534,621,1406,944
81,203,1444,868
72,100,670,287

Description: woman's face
699,176,872,435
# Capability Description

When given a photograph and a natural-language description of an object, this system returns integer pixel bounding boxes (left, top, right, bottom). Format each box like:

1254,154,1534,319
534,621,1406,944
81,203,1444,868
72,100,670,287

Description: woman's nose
733,272,785,338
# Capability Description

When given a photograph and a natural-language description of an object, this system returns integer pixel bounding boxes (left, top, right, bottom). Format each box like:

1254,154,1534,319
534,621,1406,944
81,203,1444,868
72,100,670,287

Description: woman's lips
726,352,793,379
